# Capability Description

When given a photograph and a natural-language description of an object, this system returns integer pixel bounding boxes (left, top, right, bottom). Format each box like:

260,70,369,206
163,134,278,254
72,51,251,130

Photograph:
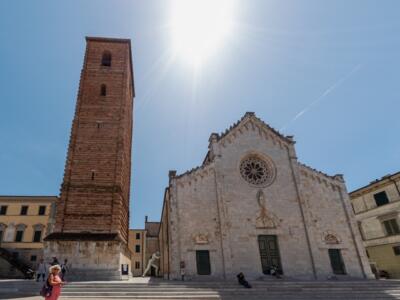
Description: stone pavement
2,278,400,300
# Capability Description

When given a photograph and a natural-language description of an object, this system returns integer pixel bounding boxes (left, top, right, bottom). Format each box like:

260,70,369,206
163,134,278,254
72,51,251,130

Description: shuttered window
15,230,24,242
0,206,7,215
383,219,400,236
20,206,28,215
33,230,42,242
374,191,389,207
393,246,400,256
38,206,46,215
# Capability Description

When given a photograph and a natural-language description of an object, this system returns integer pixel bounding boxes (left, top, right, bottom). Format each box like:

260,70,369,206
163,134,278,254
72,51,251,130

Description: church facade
158,112,373,280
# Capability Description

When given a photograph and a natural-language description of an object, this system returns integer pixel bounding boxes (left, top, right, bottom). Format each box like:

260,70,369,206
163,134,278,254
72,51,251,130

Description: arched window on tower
100,84,107,96
101,51,112,67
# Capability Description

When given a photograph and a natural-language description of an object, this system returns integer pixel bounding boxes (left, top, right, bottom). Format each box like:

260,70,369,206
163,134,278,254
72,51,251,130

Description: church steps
3,280,400,300
62,283,400,288
61,294,400,297
61,290,400,294
67,297,397,298
58,281,400,300
60,295,400,299
63,282,400,287
61,288,400,292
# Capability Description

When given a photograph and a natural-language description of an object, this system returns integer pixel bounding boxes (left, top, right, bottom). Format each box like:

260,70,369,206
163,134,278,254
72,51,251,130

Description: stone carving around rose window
240,155,276,187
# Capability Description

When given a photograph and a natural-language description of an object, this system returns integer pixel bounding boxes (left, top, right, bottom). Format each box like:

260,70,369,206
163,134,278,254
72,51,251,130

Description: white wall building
158,112,373,280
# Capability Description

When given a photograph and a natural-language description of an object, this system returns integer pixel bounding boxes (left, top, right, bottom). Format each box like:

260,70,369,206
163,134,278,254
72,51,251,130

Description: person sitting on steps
237,272,252,288
270,265,282,279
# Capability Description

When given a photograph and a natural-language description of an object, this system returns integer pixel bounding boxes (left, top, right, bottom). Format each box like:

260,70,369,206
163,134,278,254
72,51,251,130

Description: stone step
59,281,400,300
63,285,400,290
61,289,400,294
60,297,400,300
62,287,400,292
60,291,400,296
59,294,400,300
65,280,398,284
62,284,400,288
5,279,400,300
63,291,400,296
64,282,400,287
66,282,400,288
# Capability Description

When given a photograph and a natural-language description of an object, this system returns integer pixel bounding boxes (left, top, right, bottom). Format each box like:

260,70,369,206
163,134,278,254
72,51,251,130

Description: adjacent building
159,112,373,280
144,217,160,276
128,229,146,276
128,217,161,277
350,171,400,278
0,196,57,277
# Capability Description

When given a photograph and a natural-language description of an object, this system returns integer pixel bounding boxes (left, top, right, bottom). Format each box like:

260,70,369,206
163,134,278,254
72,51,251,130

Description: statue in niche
256,190,278,229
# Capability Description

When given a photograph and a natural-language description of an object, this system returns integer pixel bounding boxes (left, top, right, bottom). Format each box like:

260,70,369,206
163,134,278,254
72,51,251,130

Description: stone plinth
44,233,131,281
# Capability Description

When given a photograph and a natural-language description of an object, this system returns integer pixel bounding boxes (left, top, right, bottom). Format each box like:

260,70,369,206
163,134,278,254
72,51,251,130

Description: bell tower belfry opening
44,37,135,280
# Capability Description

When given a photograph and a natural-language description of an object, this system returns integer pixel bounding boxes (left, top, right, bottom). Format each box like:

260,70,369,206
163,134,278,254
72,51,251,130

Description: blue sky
0,1,399,229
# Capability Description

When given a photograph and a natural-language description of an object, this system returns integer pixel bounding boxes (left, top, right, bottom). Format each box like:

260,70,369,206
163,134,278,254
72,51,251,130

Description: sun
170,0,235,66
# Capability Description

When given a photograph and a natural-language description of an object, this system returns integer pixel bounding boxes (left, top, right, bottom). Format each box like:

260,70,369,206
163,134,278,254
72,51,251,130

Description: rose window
240,156,275,187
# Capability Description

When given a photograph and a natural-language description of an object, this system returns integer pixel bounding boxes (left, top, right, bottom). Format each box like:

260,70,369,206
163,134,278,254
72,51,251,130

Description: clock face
240,156,276,187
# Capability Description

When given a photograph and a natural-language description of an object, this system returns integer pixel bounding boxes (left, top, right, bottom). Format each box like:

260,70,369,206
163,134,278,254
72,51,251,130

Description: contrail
280,63,363,131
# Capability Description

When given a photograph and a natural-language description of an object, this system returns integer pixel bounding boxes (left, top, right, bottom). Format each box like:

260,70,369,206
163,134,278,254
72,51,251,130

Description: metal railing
0,247,34,279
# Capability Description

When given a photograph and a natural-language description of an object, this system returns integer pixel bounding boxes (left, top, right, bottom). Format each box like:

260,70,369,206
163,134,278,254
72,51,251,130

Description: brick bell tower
44,37,134,280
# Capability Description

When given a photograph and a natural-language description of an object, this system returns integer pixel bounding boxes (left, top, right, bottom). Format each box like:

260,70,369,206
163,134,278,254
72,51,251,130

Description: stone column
209,134,234,279
336,178,375,279
286,141,317,279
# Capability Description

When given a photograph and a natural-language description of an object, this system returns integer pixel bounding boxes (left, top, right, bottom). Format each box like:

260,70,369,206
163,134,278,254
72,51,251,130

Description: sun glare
170,0,235,66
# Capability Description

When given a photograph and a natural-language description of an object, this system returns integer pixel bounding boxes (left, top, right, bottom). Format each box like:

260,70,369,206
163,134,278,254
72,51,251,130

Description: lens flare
170,0,235,66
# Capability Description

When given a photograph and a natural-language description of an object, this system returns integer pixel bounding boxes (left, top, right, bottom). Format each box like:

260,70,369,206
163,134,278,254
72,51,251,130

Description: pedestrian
237,272,252,288
36,258,46,282
45,265,64,300
60,259,68,281
180,268,185,281
270,265,282,279
50,257,59,266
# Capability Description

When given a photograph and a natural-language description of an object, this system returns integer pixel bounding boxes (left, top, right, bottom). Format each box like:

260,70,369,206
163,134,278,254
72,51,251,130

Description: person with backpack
60,259,68,280
40,265,64,300
50,257,59,266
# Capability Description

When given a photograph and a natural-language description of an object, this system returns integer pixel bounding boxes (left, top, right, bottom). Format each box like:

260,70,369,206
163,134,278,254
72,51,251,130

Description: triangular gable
178,112,294,179
211,112,294,146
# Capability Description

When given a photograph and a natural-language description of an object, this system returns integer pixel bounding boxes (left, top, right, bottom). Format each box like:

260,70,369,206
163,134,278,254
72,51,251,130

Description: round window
239,156,276,187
